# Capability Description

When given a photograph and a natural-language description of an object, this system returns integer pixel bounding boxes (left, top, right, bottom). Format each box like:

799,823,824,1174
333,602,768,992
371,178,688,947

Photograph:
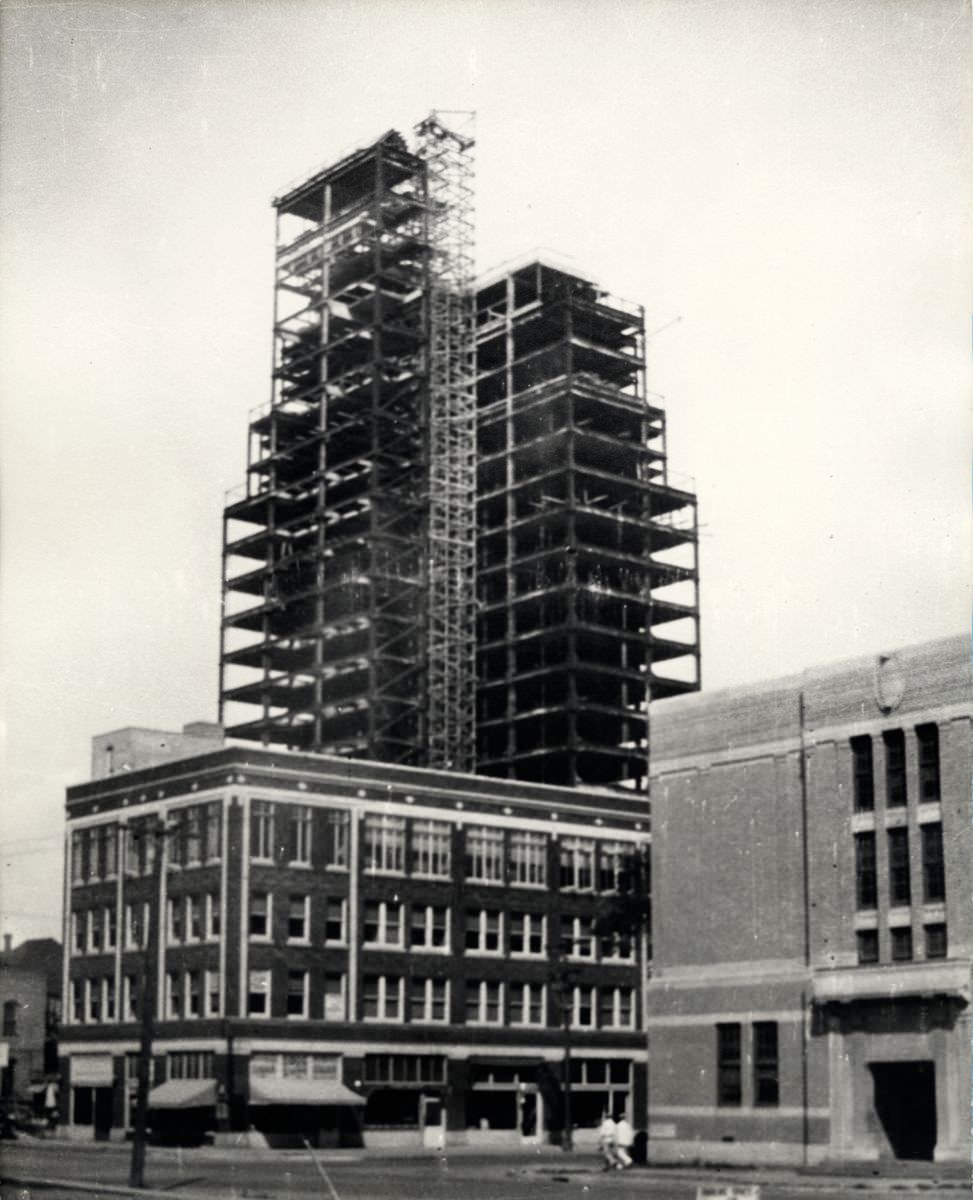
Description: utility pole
554,939,579,1152
128,818,165,1189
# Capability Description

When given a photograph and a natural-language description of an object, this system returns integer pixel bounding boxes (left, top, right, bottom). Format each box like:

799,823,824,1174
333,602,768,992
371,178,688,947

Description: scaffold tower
416,112,478,773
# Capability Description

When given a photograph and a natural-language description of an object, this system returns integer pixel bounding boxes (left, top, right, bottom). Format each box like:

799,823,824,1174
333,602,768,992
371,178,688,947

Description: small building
647,633,971,1166
0,936,62,1111
60,736,649,1147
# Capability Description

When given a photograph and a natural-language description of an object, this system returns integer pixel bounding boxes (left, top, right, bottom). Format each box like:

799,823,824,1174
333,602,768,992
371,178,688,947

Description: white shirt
615,1118,633,1147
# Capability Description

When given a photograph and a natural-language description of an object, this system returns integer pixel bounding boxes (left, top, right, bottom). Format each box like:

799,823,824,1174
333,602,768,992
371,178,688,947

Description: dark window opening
883,730,907,807
856,929,879,965
717,1023,741,1106
921,823,945,902
915,724,940,803
890,926,913,962
888,828,911,906
924,923,947,959
855,832,877,910
851,736,874,811
753,1021,779,1106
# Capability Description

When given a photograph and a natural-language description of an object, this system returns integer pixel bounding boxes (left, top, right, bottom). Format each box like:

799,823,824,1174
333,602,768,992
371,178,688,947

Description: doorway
869,1061,936,1161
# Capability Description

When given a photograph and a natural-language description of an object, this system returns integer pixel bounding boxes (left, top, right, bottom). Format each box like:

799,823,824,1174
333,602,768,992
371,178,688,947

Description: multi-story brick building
59,735,648,1147
647,633,971,1165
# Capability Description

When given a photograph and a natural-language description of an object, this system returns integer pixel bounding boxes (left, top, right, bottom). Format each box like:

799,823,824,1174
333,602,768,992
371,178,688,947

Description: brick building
59,738,648,1146
0,937,62,1107
647,633,971,1165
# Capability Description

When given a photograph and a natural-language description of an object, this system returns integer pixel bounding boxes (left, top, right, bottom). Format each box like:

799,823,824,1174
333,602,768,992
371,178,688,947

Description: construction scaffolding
474,261,701,791
416,112,477,774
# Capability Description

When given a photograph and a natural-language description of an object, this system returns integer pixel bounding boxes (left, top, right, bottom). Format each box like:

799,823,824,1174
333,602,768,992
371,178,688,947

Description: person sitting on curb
614,1113,634,1169
597,1111,619,1170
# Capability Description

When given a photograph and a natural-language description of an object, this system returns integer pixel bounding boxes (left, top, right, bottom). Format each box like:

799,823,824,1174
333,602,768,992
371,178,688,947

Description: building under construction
219,116,699,791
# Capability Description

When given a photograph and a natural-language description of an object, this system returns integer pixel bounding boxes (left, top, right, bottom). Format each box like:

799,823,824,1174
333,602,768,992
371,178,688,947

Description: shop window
924,923,947,959
855,832,877,910
856,929,879,964
883,730,907,807
921,823,945,902
362,1054,446,1085
717,1023,742,1106
167,1051,214,1079
888,828,911,906
411,819,451,877
851,736,874,811
509,831,547,886
916,724,941,803
890,926,913,962
465,826,504,883
364,815,405,874
753,1022,779,1106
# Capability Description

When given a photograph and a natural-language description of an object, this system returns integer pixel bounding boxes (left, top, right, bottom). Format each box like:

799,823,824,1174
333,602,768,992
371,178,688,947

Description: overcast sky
1,0,969,944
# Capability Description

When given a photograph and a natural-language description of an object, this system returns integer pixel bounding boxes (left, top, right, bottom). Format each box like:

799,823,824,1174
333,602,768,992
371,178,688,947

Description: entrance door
419,1094,444,1149
518,1091,538,1141
869,1061,936,1161
93,1087,114,1142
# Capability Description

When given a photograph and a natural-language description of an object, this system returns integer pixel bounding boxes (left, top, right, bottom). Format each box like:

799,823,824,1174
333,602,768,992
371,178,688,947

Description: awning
249,1078,365,1106
148,1079,217,1109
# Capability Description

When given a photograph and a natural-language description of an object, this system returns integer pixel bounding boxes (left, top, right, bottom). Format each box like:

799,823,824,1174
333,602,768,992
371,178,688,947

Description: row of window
851,724,940,812
717,1022,779,1107
68,971,637,1030
854,823,945,910
70,804,223,884
856,922,947,965
249,895,634,961
71,896,222,956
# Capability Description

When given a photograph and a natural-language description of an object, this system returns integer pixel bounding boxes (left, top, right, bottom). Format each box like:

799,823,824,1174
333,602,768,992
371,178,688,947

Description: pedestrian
614,1113,634,1169
597,1111,618,1170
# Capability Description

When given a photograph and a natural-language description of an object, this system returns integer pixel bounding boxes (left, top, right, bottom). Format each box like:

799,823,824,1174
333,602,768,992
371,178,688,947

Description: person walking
614,1113,634,1168
597,1111,619,1170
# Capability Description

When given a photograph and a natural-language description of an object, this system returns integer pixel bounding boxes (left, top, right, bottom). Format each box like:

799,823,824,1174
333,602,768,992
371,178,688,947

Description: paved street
1,1141,969,1200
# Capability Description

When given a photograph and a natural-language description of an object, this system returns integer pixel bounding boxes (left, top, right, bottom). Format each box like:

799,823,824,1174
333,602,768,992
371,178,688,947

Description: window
205,802,222,861
363,900,403,947
854,832,877,909
410,977,448,1022
71,980,83,1023
105,906,117,951
87,909,103,954
559,838,594,890
323,973,346,1020
599,987,635,1029
411,820,451,877
85,830,100,882
410,904,448,950
597,843,629,892
72,912,85,955
883,730,907,807
362,974,404,1021
187,895,203,942
465,980,503,1024
286,970,308,1018
717,1023,742,1106
124,825,139,876
86,978,101,1023
184,807,202,866
124,975,138,1021
567,916,596,959
250,892,271,939
165,970,181,1019
289,806,312,865
363,1054,446,1085
924,923,947,959
851,736,874,811
571,986,596,1028
464,908,502,954
185,970,201,1018
206,893,221,940
921,823,945,902
856,929,879,964
125,902,148,950
205,970,220,1017
753,1022,779,1106
2,1001,17,1036
167,897,184,944
890,926,913,962
326,810,350,868
888,828,911,905
324,898,346,944
600,931,634,962
916,724,941,803
248,969,271,1016
103,826,118,879
71,831,84,885
167,1051,214,1080
287,895,309,942
251,801,275,862
509,912,545,956
364,815,405,874
465,827,504,882
509,831,546,886
510,982,545,1027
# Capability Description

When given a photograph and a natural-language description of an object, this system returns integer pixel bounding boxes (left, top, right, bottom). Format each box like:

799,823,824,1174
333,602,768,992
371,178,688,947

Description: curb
1,1177,216,1200
523,1166,972,1194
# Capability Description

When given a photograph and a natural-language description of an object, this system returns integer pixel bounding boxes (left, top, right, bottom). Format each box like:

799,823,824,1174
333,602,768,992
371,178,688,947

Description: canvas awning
148,1079,217,1109
248,1078,364,1106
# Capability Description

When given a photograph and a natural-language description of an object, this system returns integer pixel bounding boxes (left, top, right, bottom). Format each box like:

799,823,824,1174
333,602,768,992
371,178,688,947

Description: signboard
71,1053,113,1086
0,1042,9,1068
696,1187,761,1200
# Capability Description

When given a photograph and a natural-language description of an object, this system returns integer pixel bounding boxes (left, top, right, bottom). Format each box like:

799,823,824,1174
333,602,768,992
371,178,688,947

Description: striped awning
249,1078,364,1106
148,1079,217,1109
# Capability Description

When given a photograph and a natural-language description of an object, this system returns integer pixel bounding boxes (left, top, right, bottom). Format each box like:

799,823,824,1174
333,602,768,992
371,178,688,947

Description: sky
1,0,969,945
